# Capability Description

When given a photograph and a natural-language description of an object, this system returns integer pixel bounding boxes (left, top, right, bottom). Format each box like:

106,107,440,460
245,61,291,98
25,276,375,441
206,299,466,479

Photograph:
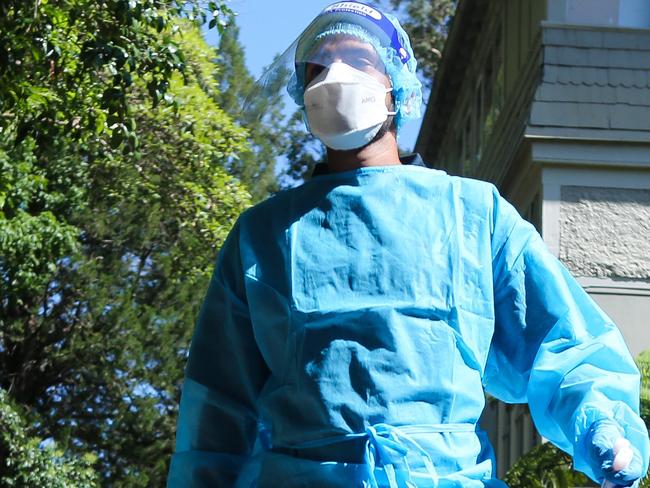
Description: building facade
415,0,650,477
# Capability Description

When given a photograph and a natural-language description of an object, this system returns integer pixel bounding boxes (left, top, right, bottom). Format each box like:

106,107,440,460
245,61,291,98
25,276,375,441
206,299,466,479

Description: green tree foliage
0,0,234,150
1,1,252,485
638,350,650,431
0,389,97,487
214,24,287,200
279,110,327,188
383,0,458,89
504,442,592,488
639,351,650,488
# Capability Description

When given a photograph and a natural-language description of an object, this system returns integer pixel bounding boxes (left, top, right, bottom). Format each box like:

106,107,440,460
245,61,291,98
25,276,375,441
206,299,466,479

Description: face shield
296,30,389,95
243,2,423,138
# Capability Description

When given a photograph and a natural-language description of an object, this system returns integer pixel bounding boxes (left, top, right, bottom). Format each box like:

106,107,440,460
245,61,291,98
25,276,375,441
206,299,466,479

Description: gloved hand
586,419,645,487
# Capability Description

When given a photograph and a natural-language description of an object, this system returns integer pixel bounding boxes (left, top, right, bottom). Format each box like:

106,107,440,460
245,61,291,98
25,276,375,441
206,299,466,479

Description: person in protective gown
167,2,650,487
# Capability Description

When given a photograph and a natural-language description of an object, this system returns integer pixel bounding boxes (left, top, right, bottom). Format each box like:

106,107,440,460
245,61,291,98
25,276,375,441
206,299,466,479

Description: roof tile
608,69,635,87
633,70,647,88
610,105,650,129
602,30,650,50
536,83,617,103
615,86,650,105
543,64,559,83
530,101,609,128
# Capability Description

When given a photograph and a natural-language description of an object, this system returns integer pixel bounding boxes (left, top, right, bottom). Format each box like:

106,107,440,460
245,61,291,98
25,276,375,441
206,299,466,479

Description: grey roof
416,3,650,179
527,23,650,140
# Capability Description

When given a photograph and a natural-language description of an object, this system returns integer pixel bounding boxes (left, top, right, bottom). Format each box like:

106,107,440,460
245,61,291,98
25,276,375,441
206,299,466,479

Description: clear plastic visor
242,17,389,115
298,35,387,87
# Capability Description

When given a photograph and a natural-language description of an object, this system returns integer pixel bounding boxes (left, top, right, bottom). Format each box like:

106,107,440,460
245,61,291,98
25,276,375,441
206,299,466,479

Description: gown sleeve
167,220,270,487
483,186,649,482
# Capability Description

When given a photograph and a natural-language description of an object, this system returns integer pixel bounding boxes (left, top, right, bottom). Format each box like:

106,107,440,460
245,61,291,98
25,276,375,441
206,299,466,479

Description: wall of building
429,0,547,183
547,0,650,28
504,0,547,96
560,185,650,280
540,162,650,357
526,24,650,143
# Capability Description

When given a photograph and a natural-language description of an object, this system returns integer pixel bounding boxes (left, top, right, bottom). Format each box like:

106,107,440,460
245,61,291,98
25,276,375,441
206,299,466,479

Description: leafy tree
383,0,458,89
0,0,234,150
638,350,650,432
0,389,98,487
214,24,286,200
504,442,592,488
1,2,251,486
279,110,327,188
638,351,650,488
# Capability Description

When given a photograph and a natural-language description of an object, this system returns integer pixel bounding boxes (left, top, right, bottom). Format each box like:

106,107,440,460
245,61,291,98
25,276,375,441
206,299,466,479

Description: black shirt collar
311,153,426,177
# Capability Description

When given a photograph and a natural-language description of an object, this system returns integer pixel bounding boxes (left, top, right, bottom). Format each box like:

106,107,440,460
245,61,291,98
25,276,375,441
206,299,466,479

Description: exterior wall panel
560,186,650,279
585,286,650,357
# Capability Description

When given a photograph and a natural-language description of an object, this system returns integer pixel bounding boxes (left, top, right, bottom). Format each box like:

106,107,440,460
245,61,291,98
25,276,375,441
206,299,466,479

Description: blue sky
203,0,426,152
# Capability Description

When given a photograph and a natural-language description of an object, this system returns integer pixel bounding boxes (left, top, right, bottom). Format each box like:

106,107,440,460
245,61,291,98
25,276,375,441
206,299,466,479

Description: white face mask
303,62,396,151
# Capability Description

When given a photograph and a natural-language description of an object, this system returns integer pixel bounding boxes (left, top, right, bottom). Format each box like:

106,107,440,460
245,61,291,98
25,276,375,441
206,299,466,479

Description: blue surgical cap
288,10,422,132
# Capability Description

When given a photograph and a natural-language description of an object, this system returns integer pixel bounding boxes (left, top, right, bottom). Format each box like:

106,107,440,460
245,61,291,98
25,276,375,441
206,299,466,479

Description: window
565,0,650,28
523,192,542,232
462,22,504,177
566,0,619,26
475,78,484,162
619,0,650,28
461,112,473,175
482,23,504,153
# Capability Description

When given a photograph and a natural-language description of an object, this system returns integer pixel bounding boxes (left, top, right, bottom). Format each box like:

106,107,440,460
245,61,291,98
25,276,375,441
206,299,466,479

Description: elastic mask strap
385,87,397,116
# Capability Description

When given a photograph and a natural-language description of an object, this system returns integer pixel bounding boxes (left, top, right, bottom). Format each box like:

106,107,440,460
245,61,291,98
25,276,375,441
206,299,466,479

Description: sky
202,0,426,152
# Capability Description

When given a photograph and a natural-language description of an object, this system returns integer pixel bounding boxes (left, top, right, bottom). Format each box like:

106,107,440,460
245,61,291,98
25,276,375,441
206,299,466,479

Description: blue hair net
288,12,422,133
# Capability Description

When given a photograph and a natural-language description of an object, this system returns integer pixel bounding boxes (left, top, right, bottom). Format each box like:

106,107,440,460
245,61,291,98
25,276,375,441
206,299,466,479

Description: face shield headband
309,2,411,65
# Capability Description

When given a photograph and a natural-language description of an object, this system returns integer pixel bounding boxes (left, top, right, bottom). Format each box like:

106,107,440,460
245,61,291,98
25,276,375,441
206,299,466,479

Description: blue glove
586,419,645,487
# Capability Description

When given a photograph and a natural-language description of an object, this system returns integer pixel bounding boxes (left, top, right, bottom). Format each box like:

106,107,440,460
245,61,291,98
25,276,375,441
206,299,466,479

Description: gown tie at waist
270,422,476,488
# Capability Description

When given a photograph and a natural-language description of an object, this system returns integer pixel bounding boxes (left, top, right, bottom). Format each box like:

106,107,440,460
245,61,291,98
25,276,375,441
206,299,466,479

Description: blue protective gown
167,155,648,487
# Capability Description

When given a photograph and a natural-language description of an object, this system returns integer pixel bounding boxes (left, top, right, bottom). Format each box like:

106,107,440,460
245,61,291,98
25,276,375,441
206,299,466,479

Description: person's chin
326,121,395,153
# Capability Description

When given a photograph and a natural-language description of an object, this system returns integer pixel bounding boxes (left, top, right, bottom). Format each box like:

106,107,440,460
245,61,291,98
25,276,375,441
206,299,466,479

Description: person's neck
325,131,400,173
